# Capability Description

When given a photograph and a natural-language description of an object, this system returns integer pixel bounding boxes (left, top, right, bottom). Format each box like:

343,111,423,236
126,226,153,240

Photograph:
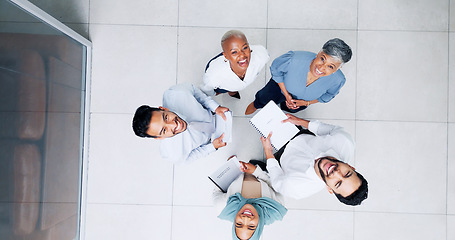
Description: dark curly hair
335,171,368,206
132,105,161,138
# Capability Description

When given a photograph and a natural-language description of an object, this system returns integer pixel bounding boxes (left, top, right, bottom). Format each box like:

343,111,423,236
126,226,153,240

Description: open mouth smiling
242,209,254,216
325,163,336,176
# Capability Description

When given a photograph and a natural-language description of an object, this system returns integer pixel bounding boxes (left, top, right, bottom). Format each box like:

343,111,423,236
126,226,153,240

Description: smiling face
309,51,343,79
145,107,187,139
234,204,259,240
222,35,251,77
314,157,362,198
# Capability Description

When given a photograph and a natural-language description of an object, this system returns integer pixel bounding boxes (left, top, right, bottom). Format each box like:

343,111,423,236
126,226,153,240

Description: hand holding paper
240,162,257,174
249,101,299,149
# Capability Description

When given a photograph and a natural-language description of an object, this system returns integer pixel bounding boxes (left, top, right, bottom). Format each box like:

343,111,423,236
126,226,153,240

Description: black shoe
229,91,241,99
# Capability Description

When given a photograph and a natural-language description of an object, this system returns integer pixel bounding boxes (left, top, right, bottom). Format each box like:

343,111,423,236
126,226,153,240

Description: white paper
208,156,242,193
213,111,232,143
249,100,299,149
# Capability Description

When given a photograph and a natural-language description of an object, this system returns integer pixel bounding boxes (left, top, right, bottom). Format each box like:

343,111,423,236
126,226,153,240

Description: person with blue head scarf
213,157,287,240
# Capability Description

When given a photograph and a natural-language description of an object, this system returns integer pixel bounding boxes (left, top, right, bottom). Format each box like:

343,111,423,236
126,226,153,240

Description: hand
292,99,309,107
212,133,227,149
282,113,309,128
282,113,304,125
284,95,298,109
260,132,274,158
215,106,230,121
240,162,257,174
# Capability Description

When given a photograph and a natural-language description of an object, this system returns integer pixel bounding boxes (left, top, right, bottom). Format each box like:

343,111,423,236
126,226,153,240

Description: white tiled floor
32,0,453,239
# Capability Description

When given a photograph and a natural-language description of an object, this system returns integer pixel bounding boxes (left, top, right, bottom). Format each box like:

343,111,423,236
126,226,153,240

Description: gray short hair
322,38,352,64
221,30,247,48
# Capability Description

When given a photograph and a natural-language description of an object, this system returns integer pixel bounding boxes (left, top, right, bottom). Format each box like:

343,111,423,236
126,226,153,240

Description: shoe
245,102,257,115
228,91,241,99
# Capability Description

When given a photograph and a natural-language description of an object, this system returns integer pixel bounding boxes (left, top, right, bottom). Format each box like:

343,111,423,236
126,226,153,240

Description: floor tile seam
85,202,173,206
248,27,447,33
446,5,450,236
354,1,359,236
351,210,448,216
170,204,216,208
88,22,179,28
284,208,354,213
86,113,450,124
89,112,134,115
88,23,268,29
357,28,450,33
354,119,449,124
354,0,359,158
87,0,91,34
85,23,428,31
164,206,449,215
266,27,358,32
232,115,356,121
170,159,176,238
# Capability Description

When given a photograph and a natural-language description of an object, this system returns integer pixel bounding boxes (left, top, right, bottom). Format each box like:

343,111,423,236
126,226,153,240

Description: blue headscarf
218,193,287,240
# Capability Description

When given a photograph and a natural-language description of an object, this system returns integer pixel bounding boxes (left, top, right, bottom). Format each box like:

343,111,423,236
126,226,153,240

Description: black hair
322,38,352,63
335,171,368,206
132,105,161,138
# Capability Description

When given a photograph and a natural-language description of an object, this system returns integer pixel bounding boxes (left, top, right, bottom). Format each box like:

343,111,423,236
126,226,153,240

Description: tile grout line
353,1,360,239
170,2,180,239
446,2,450,240
170,164,175,240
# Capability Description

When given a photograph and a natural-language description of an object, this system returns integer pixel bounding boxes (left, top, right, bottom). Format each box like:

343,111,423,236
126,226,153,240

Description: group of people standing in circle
132,30,368,240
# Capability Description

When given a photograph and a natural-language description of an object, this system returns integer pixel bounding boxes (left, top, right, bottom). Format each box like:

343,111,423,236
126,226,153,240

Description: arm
199,81,216,96
184,142,217,163
270,51,294,83
253,45,270,65
282,114,342,137
270,52,298,110
190,83,220,112
252,166,273,188
266,157,321,199
309,120,355,163
277,82,298,110
239,161,274,190
201,66,220,96
307,120,343,136
317,77,345,103
282,113,309,128
190,83,229,121
292,99,319,107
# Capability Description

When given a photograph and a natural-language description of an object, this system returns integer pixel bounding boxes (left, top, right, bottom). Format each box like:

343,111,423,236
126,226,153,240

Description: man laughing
247,114,368,206
132,83,229,164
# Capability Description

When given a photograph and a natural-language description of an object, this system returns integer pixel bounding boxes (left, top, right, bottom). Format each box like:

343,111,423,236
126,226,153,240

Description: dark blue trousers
253,79,307,113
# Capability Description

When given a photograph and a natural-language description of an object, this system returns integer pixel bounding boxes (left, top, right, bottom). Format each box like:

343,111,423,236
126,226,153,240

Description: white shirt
266,121,355,199
160,83,220,164
213,167,284,212
201,45,270,96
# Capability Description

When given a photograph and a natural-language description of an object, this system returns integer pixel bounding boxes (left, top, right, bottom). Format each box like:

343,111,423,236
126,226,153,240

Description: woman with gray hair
201,30,270,99
245,38,352,114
